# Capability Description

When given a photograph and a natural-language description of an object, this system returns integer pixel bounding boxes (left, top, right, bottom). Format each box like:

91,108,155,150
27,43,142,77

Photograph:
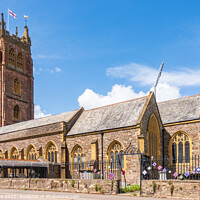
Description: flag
8,9,17,18
24,15,28,18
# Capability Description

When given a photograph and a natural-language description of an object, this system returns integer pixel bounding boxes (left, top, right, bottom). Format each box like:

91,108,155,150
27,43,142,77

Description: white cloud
107,63,200,87
34,105,51,119
150,83,181,102
78,62,198,109
55,67,61,72
78,83,181,109
78,84,146,109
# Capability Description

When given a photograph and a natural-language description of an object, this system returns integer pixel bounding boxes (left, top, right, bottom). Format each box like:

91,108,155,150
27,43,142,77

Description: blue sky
1,0,200,117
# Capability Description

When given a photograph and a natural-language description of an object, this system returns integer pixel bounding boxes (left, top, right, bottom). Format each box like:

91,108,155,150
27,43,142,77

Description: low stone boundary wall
0,178,119,194
142,180,200,200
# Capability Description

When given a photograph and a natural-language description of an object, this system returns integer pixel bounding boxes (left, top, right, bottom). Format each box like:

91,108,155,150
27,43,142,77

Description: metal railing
141,155,200,180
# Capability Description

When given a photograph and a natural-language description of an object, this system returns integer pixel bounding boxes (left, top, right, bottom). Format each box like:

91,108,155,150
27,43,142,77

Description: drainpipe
162,128,165,168
101,132,104,179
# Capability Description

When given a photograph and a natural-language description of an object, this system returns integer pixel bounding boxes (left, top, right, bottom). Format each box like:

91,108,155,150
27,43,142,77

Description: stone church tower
0,13,34,126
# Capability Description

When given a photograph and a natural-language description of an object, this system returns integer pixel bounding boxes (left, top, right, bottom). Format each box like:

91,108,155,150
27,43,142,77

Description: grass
120,185,140,193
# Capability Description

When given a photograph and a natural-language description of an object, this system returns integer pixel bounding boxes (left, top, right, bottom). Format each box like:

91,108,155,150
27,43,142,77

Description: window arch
13,78,20,95
45,141,58,163
26,144,37,160
16,52,23,70
0,148,4,158
107,141,124,169
71,145,85,170
13,105,20,121
8,48,15,66
10,146,19,159
147,114,161,159
169,132,191,163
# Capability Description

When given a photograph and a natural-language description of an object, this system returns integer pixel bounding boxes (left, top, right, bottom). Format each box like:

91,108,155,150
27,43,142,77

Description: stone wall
66,128,140,184
0,178,119,194
142,180,200,200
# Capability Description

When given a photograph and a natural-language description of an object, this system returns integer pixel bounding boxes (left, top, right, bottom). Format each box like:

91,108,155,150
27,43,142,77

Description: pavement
0,189,175,200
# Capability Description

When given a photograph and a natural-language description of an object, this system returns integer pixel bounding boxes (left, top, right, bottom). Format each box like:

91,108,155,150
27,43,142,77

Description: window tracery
16,52,23,70
108,142,124,169
13,105,20,121
10,147,19,159
171,132,191,163
13,78,20,95
46,142,58,163
72,145,84,170
8,48,15,66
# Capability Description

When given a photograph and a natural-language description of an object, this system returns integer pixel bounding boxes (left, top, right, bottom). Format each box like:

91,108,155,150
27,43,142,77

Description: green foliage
133,193,137,196
95,184,98,191
153,182,156,193
111,180,113,191
168,181,172,185
71,180,75,188
34,178,38,183
170,184,174,195
65,180,68,183
120,185,140,193
24,188,28,190
100,188,104,194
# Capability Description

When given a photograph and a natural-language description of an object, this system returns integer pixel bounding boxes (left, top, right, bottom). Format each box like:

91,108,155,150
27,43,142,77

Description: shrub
133,193,137,196
65,180,68,183
100,188,104,194
179,187,182,190
24,188,28,190
119,185,140,193
168,181,172,185
170,184,174,196
71,180,75,188
111,180,113,191
95,184,98,191
153,182,156,193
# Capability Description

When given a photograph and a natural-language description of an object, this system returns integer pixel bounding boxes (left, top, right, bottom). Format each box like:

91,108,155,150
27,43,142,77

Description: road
0,189,176,200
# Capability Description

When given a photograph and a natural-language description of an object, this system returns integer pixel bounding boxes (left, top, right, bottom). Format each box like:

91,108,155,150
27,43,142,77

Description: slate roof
158,94,200,124
0,109,79,135
68,96,149,135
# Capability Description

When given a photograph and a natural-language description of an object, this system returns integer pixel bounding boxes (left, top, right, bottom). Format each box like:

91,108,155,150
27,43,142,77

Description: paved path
0,189,175,200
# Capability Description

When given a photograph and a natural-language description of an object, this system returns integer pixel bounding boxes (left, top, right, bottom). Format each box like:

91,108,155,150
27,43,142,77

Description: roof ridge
158,93,200,104
84,95,148,112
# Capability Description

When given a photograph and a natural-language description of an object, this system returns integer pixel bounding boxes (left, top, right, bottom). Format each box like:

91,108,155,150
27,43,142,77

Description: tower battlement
0,13,31,51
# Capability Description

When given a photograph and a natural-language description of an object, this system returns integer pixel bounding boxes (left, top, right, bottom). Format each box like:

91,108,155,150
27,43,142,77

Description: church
0,12,199,184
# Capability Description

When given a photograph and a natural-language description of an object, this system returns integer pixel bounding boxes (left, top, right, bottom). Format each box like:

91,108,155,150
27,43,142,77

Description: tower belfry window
8,48,15,66
17,52,23,70
13,78,20,95
13,105,20,121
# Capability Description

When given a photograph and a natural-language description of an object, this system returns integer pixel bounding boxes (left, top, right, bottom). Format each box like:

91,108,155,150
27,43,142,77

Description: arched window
13,105,20,121
147,114,161,159
72,145,84,170
10,146,19,159
13,78,20,95
26,145,37,160
8,48,15,66
108,142,124,169
45,142,58,163
16,52,23,70
0,148,4,158
170,132,191,163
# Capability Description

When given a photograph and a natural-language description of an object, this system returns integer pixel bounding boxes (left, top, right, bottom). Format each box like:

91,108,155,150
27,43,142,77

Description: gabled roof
158,94,200,124
0,109,80,135
68,95,149,136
